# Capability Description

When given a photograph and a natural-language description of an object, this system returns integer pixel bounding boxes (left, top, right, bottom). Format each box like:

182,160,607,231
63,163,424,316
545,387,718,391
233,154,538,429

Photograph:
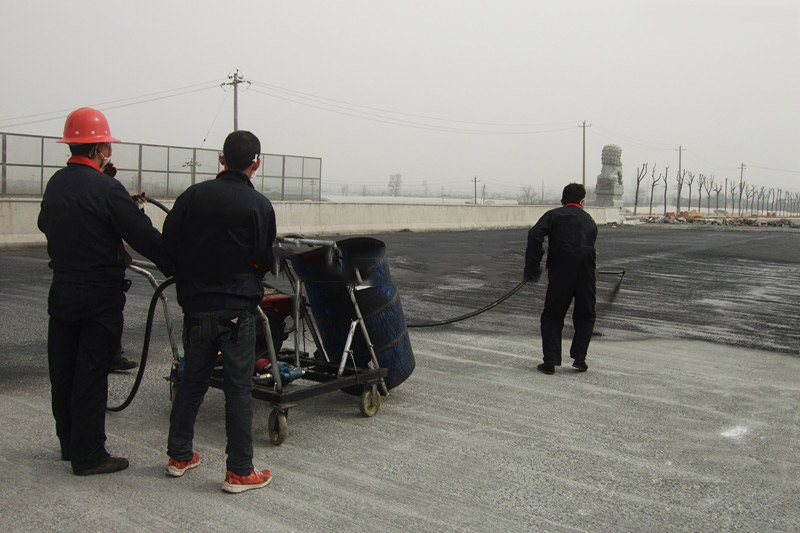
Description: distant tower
594,144,624,207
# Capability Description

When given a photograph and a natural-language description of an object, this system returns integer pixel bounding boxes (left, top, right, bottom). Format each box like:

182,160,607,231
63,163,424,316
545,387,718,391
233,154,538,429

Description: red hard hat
57,107,120,144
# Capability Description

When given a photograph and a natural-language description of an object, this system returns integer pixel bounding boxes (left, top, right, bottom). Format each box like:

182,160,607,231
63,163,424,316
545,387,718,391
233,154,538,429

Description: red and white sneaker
166,453,200,477
221,468,272,493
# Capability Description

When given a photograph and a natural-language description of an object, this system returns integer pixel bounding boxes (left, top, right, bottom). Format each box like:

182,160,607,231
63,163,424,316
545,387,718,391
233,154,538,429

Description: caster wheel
359,386,381,417
268,409,288,446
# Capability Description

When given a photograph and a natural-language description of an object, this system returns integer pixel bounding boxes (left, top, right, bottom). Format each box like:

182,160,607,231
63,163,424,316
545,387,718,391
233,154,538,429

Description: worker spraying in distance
524,183,597,375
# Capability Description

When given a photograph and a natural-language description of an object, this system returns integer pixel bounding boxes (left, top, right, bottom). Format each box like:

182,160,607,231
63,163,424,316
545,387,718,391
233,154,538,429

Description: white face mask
96,144,112,169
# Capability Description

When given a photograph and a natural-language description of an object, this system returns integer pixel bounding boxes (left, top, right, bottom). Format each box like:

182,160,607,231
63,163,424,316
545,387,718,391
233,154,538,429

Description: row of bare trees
632,163,800,217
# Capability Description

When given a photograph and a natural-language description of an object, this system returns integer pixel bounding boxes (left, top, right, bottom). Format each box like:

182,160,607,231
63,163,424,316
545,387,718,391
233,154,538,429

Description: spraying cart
112,235,415,446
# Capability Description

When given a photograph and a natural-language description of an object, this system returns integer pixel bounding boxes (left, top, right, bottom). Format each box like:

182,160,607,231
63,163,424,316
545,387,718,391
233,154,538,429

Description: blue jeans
167,309,256,475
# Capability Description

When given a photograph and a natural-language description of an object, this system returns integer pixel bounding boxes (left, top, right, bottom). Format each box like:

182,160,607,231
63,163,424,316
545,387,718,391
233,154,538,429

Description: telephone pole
676,145,685,181
473,176,480,205
579,121,591,186
221,69,250,131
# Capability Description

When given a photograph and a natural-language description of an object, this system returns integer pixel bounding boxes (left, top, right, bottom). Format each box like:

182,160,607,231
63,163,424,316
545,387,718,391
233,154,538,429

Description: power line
0,84,220,129
250,80,576,128
248,87,576,135
0,80,222,125
747,164,800,174
590,125,674,150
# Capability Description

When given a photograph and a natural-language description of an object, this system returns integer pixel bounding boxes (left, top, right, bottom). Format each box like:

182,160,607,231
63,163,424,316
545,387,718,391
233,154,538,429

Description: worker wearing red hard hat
38,107,174,476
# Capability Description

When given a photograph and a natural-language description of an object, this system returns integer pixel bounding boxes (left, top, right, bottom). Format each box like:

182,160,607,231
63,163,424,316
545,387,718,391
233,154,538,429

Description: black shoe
537,363,555,375
110,357,137,372
572,360,588,372
73,456,129,476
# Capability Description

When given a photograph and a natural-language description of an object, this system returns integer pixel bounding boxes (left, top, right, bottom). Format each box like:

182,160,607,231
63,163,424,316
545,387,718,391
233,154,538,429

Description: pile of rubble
635,211,799,228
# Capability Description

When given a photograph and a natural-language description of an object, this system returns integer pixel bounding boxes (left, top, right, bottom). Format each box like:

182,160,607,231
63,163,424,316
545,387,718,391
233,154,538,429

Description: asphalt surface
0,224,798,532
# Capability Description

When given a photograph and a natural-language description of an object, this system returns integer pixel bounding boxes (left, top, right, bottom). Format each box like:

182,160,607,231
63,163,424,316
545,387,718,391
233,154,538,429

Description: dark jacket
525,204,597,276
38,157,174,318
163,170,276,313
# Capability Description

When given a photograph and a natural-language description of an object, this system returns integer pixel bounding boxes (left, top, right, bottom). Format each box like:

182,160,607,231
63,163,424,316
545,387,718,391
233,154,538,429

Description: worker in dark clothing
38,107,174,475
163,130,276,494
524,183,597,375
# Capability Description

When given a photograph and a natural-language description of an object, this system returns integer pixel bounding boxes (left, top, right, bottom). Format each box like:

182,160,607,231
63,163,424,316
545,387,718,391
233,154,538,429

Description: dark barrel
291,237,415,390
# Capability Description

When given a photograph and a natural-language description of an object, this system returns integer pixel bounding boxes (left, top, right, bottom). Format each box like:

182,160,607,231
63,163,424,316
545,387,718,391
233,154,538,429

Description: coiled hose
107,277,175,412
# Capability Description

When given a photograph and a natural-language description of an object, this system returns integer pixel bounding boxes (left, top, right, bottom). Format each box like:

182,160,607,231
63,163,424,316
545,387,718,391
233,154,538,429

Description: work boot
73,456,129,476
221,468,272,494
572,360,588,372
537,362,555,375
110,357,137,372
166,452,200,477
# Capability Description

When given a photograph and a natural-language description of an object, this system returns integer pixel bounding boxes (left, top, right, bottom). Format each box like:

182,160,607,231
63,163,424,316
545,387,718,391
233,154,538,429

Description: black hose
141,196,171,214
407,279,529,328
107,277,176,412
405,269,626,329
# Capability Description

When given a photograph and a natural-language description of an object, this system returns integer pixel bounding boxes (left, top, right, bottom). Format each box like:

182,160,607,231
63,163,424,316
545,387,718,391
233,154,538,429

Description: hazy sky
1,0,797,197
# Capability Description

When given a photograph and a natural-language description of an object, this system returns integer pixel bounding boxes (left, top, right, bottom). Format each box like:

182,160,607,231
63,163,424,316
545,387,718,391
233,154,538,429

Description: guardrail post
1,133,6,195
137,144,143,193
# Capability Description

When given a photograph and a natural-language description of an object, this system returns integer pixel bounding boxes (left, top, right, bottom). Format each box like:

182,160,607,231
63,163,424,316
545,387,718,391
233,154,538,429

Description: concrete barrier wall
0,198,619,248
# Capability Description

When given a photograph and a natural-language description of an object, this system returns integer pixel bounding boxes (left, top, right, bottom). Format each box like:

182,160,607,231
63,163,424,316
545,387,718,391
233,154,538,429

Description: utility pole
481,184,486,205
676,145,685,181
472,176,480,204
579,121,591,186
221,69,250,131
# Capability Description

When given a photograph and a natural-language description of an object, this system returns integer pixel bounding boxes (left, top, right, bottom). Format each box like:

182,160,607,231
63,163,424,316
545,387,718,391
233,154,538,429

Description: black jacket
163,170,276,313
38,158,174,317
525,205,597,275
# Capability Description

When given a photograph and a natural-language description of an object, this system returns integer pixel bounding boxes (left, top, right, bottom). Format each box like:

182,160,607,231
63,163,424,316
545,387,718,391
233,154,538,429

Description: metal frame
0,131,322,201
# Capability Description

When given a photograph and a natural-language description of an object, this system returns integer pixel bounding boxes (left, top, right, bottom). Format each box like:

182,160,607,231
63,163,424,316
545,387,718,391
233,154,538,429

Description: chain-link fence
0,132,322,201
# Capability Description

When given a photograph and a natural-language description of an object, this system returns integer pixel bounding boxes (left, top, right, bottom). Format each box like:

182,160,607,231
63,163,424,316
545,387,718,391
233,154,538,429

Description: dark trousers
48,308,122,471
540,267,596,365
167,309,256,475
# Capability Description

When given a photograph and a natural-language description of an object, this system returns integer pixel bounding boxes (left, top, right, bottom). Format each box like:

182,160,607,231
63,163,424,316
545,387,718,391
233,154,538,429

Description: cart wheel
268,409,288,446
359,386,381,417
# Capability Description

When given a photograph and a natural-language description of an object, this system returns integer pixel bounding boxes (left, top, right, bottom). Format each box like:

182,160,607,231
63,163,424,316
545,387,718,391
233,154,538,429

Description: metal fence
0,132,322,201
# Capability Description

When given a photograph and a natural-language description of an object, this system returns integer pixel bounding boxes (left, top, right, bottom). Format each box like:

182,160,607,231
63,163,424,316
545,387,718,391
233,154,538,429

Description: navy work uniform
525,203,597,366
163,168,276,477
38,155,174,473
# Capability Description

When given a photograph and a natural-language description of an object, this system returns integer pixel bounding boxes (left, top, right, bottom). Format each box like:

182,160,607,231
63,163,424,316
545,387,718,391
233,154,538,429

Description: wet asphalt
0,224,798,531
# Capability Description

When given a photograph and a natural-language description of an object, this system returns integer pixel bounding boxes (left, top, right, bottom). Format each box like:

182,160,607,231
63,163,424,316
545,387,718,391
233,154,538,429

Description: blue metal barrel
291,237,415,390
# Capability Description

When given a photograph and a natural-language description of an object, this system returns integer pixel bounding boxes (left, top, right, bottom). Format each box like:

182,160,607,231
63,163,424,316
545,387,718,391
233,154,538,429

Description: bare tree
703,175,714,215
340,184,350,196
661,166,670,215
518,185,536,205
686,172,695,211
738,178,746,216
713,182,723,213
723,177,729,213
387,173,402,197
633,163,648,215
648,165,663,216
729,180,737,215
768,187,776,214
675,169,686,213
777,188,783,216
696,174,707,216
744,184,757,215
757,186,766,216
